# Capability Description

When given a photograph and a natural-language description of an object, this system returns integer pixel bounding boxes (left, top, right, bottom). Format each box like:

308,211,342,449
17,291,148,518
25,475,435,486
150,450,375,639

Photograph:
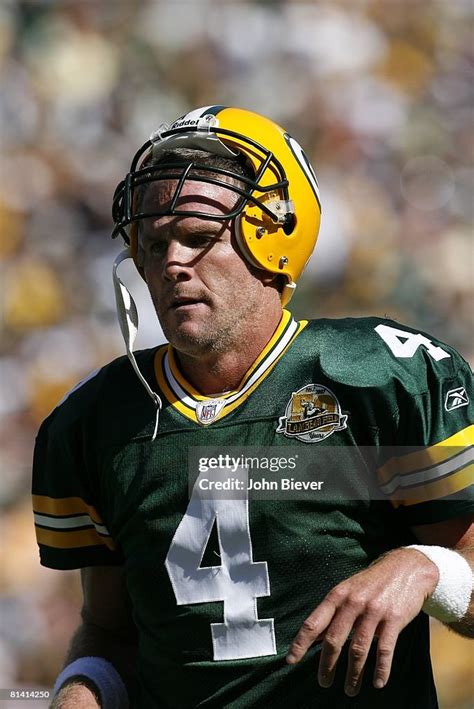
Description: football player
33,106,473,708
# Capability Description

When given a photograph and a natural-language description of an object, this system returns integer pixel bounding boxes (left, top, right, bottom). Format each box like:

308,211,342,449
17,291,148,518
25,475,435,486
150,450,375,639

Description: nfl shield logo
196,398,226,425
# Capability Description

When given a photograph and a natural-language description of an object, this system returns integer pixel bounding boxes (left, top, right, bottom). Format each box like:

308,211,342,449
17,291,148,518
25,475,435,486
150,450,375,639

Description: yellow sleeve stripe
377,425,474,485
391,464,473,508
32,494,103,524
34,512,110,536
35,526,116,551
379,447,473,496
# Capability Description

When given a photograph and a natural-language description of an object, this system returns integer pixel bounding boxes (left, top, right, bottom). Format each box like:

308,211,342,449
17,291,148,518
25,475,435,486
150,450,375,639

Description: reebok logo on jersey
445,387,469,412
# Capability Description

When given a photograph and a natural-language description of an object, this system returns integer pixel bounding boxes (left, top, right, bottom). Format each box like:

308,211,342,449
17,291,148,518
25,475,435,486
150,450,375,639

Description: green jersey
33,311,473,708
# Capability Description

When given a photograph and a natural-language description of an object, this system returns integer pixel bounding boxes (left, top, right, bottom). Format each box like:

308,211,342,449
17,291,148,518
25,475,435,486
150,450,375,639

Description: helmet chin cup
112,248,162,439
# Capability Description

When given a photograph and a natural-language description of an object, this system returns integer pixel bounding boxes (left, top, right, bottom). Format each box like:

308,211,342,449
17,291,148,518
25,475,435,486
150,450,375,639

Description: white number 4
375,324,450,361
165,468,276,661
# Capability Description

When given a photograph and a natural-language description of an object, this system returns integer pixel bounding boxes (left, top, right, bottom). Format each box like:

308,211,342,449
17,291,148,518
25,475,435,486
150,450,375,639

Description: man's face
138,178,268,355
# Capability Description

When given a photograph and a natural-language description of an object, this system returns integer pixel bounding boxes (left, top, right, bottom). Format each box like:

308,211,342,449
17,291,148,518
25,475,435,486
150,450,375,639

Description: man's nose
162,240,193,281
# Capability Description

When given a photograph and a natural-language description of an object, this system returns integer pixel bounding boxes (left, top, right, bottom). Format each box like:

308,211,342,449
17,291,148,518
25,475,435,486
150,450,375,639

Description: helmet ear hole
283,214,296,235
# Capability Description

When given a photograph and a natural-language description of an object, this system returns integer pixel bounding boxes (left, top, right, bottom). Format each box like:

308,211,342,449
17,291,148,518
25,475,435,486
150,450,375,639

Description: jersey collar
154,309,307,425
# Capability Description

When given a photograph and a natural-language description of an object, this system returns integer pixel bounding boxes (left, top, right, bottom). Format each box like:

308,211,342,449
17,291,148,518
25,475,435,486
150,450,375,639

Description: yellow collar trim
154,309,307,425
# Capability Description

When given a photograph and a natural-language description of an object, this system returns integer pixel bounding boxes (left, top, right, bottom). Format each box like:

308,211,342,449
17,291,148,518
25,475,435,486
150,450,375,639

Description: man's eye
150,242,166,255
190,235,214,248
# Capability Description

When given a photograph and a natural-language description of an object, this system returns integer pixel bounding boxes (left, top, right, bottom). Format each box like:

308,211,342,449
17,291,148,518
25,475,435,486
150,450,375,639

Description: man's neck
174,306,284,395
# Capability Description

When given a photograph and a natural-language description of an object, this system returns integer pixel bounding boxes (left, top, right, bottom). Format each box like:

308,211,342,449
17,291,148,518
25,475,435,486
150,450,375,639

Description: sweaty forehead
140,177,242,218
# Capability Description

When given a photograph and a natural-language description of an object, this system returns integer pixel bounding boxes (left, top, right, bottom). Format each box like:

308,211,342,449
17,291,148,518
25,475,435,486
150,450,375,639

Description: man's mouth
170,297,205,310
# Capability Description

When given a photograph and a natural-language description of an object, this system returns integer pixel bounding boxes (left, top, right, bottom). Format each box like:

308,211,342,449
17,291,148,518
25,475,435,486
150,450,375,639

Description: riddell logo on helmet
170,118,200,129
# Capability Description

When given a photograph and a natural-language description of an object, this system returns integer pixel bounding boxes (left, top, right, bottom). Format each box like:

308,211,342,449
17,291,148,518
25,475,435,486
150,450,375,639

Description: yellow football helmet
112,105,321,305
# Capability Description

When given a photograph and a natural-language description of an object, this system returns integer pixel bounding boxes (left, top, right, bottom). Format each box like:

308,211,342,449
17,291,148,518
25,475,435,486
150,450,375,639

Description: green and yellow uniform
33,311,473,708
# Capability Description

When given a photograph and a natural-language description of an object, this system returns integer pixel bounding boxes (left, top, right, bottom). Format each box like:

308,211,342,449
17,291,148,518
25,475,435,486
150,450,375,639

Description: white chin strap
112,249,162,440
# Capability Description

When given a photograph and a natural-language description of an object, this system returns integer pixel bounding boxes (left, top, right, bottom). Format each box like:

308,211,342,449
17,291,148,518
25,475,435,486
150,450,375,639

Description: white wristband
407,545,473,623
53,656,129,709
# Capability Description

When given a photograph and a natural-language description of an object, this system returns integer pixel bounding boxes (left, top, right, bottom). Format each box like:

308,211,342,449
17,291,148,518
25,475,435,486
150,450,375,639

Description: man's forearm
51,621,138,708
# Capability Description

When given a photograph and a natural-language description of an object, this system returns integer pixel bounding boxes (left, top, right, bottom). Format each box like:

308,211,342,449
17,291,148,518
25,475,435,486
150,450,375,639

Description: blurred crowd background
0,0,472,706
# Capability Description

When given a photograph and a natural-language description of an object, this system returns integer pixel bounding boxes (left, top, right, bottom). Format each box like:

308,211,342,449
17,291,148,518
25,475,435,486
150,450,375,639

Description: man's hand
50,681,100,708
286,548,439,697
